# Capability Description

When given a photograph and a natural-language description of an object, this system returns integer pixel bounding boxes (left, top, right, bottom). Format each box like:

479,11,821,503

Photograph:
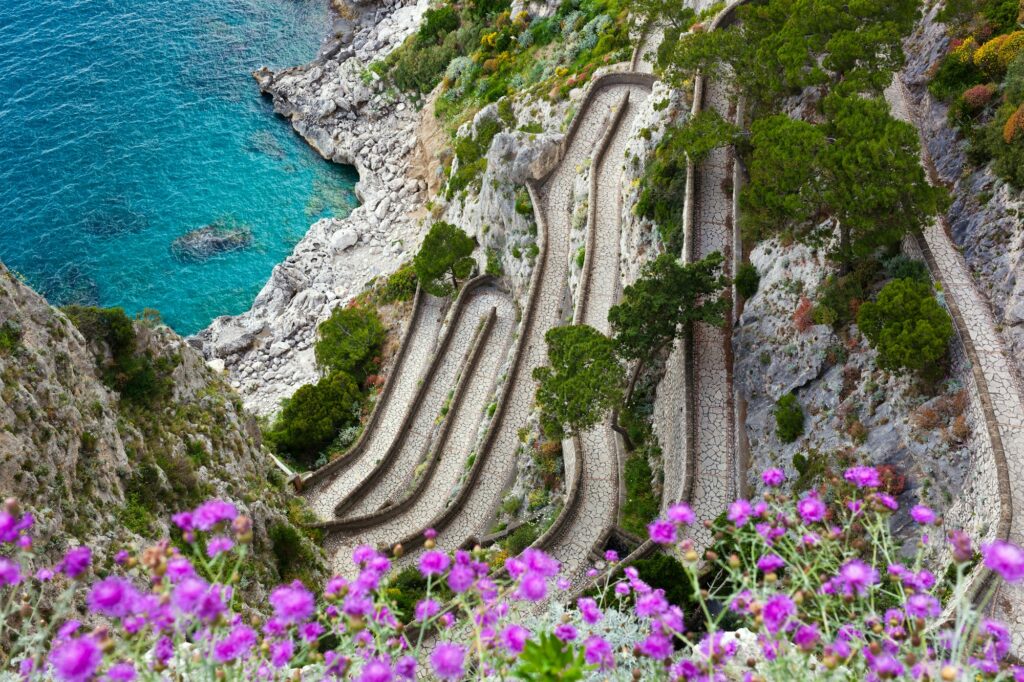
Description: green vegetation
314,306,386,384
609,252,729,368
269,522,322,588
622,452,659,536
927,1,1024,187
514,632,587,681
533,324,624,439
857,278,954,376
634,124,691,249
632,554,695,608
264,372,362,468
413,221,476,296
505,522,541,556
378,263,417,304
63,306,174,406
0,322,21,354
448,117,503,197
741,97,946,266
734,262,760,300
775,393,804,443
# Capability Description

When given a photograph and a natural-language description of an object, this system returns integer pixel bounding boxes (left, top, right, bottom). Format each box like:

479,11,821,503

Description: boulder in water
171,221,253,262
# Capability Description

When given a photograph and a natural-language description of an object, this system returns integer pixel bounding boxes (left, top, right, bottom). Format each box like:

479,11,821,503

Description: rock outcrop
0,264,322,598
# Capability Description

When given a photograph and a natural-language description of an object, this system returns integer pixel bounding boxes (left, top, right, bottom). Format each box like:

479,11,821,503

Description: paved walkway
301,294,445,520
334,286,511,520
685,74,736,550
887,78,1024,655
324,290,517,577
546,85,652,587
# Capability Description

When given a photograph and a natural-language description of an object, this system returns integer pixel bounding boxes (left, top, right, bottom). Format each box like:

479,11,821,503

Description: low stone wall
296,286,427,492
331,274,498,517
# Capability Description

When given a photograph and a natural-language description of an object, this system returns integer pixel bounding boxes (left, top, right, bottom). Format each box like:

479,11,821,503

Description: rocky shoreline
190,0,434,416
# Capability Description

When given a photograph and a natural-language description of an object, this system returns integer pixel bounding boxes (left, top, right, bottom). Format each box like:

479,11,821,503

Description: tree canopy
654,0,921,108
609,252,729,364
856,278,954,375
413,221,476,297
533,325,624,439
740,96,947,265
266,371,362,467
315,305,386,384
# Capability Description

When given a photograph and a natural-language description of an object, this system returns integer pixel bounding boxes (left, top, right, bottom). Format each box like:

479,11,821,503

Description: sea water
0,0,357,335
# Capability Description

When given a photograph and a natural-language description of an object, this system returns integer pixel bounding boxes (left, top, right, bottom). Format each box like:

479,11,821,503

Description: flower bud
684,550,699,563
392,543,404,558
425,538,436,550
940,665,958,681
233,515,253,543
4,498,19,516
728,554,740,568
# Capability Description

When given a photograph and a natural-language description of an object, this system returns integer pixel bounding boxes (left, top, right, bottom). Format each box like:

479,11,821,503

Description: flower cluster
1,464,1023,680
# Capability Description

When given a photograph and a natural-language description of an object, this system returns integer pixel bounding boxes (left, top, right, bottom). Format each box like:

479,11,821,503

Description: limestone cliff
0,265,323,598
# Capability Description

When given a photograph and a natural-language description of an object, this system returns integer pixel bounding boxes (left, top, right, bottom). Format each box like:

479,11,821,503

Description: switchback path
322,287,517,577
300,292,445,521
541,83,653,587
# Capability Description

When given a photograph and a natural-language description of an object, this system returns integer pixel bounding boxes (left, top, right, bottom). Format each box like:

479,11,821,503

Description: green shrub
632,554,696,609
928,53,983,102
418,6,460,43
314,306,386,383
514,188,533,216
857,278,954,375
775,393,804,443
485,248,504,277
266,372,363,467
636,125,690,250
379,264,417,304
0,322,22,354
447,117,504,197
505,522,540,556
813,259,880,328
883,255,929,284
792,450,829,493
622,453,660,536
734,262,760,299
269,522,321,587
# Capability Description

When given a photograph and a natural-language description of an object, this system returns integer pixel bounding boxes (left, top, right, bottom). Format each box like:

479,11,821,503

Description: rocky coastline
190,0,435,416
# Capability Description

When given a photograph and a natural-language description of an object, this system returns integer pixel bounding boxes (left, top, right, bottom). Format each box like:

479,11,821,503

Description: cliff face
0,265,322,595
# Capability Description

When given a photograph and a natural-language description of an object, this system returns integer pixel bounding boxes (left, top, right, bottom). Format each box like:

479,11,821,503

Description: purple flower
835,559,879,597
983,541,1024,582
647,519,677,545
171,576,209,614
270,640,294,668
635,590,668,618
206,536,234,558
105,662,136,681
213,625,257,663
270,581,315,624
58,546,91,578
165,557,195,583
172,512,194,532
414,598,439,622
577,597,602,624
844,466,881,489
757,554,785,573
875,493,899,511
554,623,577,641
48,636,102,682
793,624,819,651
418,550,450,577
639,632,673,659
910,505,936,525
500,624,529,654
88,577,137,618
796,494,827,523
667,503,696,525
584,635,613,670
604,550,619,562
948,529,973,563
762,468,785,487
430,642,465,680
192,500,237,531
396,656,416,680
113,551,129,566
762,594,795,634
515,571,547,602
360,658,393,682
0,556,21,586
905,594,940,619
447,564,475,593
728,499,753,527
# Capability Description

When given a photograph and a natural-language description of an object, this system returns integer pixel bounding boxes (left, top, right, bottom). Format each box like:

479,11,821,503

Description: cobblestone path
393,85,634,571
335,286,512,520
546,85,652,587
685,75,735,550
888,78,1024,656
302,294,446,520
324,289,517,577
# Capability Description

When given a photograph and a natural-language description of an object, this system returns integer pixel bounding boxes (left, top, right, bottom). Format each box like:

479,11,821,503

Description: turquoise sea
0,0,357,335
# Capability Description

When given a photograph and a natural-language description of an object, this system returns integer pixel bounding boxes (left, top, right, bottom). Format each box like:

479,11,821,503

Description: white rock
331,228,359,253
206,358,226,373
